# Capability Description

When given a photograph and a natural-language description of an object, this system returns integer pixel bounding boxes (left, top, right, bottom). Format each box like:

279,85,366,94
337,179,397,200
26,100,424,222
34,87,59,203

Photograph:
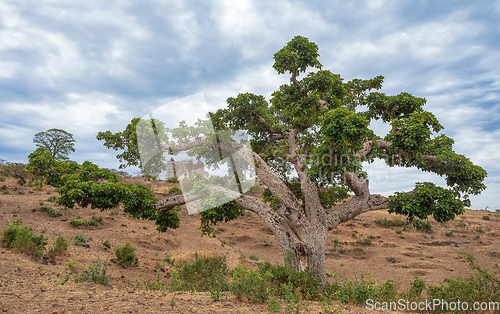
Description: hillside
0,175,499,313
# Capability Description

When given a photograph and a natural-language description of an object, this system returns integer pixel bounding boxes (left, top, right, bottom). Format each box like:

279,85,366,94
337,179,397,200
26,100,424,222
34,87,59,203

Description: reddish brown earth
0,176,499,313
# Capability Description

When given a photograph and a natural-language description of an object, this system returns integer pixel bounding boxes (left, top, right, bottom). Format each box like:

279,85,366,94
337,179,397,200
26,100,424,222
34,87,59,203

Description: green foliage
102,239,110,248
0,176,5,182
168,186,182,195
48,234,69,259
374,217,405,228
389,182,466,224
47,196,58,202
70,218,84,226
114,242,139,267
73,234,86,246
425,252,499,311
166,177,179,183
413,219,432,232
96,118,168,176
75,258,112,285
170,254,229,296
33,128,76,160
1,219,47,258
48,207,62,217
27,149,180,233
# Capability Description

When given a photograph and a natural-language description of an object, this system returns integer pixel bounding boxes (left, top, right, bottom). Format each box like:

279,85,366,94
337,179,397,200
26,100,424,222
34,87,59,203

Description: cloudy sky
1,0,499,210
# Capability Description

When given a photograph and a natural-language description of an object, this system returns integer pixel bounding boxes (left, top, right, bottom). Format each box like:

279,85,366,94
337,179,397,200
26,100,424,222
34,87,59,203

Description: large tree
33,128,76,160
34,36,486,287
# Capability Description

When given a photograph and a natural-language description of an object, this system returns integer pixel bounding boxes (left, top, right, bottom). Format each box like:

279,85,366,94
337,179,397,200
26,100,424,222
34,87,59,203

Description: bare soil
0,177,499,313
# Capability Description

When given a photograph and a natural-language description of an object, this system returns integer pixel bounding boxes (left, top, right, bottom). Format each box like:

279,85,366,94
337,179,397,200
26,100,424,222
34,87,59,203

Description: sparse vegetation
48,234,69,258
413,220,432,232
102,239,111,248
75,258,112,285
48,207,62,217
168,186,182,195
73,234,86,246
386,256,396,263
445,231,453,236
114,241,139,267
356,238,372,246
482,215,490,221
166,177,179,183
249,254,259,260
1,219,47,258
375,218,406,228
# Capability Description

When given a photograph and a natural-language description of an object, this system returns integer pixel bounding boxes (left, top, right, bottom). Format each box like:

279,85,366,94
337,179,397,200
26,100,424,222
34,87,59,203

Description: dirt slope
0,177,498,313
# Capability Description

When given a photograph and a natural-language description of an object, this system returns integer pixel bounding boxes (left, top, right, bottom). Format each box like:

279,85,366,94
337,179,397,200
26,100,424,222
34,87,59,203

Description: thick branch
155,193,206,212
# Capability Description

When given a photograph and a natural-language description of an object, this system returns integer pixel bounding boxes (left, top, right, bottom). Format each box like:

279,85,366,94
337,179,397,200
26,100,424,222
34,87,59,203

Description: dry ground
0,176,499,313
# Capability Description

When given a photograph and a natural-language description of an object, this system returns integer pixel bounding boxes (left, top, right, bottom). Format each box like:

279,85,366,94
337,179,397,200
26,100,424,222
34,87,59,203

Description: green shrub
2,189,9,194
1,219,47,258
0,176,5,182
356,238,372,245
426,252,499,311
170,254,228,295
167,177,179,183
413,220,432,232
47,196,58,202
48,234,69,258
482,215,490,221
114,242,139,267
168,186,183,195
102,239,110,248
445,231,453,236
258,261,321,300
48,208,62,217
40,205,52,212
73,234,86,246
75,258,112,285
17,178,26,186
70,218,84,226
375,218,405,228
249,254,259,260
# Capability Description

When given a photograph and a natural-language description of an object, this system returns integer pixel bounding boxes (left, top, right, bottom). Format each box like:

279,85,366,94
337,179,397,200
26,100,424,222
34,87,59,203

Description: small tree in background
33,128,76,160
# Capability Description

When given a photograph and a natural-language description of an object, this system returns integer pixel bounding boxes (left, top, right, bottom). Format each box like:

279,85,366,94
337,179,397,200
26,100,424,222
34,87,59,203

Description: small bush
17,178,26,186
413,220,432,232
0,176,5,182
102,239,110,248
70,218,84,226
170,254,228,297
445,231,453,236
168,186,183,195
354,246,363,252
1,219,47,258
73,234,86,246
249,254,259,260
48,234,69,258
395,229,402,234
375,218,405,228
39,205,52,212
114,242,139,267
2,189,9,194
356,238,372,245
167,177,179,183
75,258,112,285
48,208,62,217
386,256,396,263
482,215,490,221
47,196,58,202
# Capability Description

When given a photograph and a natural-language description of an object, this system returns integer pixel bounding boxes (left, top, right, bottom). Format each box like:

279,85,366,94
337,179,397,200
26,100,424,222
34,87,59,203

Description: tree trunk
276,222,328,288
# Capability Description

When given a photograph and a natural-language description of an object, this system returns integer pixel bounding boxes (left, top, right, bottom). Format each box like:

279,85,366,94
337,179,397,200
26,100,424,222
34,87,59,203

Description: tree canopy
33,128,76,160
